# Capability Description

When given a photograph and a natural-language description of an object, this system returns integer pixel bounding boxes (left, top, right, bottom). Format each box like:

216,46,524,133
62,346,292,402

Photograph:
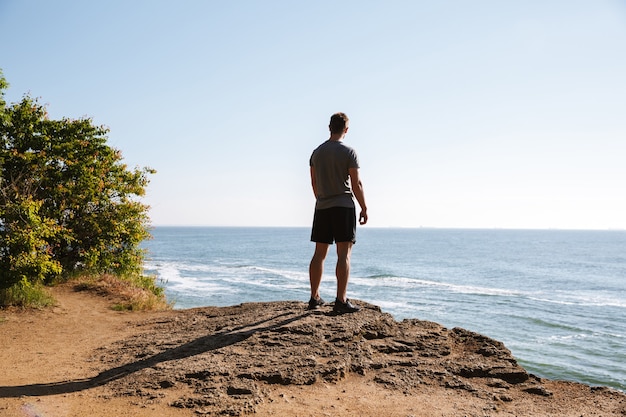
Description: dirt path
0,285,188,417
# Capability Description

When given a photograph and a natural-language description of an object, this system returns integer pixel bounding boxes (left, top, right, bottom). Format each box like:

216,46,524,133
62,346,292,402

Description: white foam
352,274,626,310
352,275,524,298
146,261,232,293
146,260,311,295
529,293,626,308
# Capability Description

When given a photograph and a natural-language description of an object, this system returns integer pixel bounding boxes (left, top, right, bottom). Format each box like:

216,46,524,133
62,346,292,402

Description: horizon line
148,225,626,232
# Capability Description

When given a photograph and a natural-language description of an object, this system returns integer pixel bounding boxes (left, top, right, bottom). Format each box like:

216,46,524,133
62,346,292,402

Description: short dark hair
329,112,349,134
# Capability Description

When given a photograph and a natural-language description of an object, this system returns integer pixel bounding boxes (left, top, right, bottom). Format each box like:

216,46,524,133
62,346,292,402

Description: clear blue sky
2,1,625,229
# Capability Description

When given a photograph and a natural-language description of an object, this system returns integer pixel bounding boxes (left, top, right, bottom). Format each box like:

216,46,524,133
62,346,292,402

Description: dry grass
71,274,172,311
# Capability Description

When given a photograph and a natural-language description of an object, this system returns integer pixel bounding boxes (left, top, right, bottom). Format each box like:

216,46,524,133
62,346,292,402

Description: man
308,112,368,314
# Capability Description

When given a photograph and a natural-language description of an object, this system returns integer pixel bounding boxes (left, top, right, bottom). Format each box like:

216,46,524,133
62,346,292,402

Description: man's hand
359,210,368,225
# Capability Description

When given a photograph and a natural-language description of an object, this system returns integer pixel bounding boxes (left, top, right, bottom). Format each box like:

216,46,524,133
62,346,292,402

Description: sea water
142,227,626,392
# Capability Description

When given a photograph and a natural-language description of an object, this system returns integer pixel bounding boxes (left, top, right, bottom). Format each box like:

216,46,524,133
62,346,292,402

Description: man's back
310,139,359,210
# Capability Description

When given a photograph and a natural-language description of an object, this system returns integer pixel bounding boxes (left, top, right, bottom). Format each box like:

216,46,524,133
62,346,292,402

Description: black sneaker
308,296,325,310
333,298,361,314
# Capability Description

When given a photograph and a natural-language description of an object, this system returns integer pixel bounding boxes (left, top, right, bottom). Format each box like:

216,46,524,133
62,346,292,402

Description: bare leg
309,242,329,299
335,241,353,303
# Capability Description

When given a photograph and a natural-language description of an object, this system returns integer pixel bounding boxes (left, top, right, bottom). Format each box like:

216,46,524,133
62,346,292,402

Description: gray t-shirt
309,140,360,210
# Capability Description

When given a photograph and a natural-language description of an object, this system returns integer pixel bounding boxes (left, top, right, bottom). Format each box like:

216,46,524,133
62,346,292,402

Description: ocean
142,227,626,392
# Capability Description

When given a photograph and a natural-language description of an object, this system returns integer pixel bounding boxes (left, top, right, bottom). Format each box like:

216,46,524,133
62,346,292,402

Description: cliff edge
1,287,624,416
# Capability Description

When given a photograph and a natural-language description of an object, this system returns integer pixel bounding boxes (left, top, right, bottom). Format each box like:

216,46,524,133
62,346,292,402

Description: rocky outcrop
88,300,618,415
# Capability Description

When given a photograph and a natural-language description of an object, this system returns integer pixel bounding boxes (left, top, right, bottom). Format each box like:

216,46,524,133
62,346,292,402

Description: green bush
0,69,161,308
0,277,55,308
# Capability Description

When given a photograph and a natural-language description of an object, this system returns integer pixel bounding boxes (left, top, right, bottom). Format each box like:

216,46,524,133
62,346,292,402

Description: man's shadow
0,310,307,398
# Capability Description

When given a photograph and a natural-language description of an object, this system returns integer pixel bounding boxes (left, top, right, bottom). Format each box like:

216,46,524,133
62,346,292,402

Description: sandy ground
1,285,624,417
0,285,188,417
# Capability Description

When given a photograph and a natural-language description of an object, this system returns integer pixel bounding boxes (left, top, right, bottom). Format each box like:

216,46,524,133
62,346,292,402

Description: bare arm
349,167,368,225
310,166,318,198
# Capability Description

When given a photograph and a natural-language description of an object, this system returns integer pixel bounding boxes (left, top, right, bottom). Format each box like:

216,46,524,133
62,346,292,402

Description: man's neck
329,133,344,142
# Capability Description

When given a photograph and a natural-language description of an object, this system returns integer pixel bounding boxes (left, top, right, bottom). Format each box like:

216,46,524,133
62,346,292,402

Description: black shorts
310,207,356,244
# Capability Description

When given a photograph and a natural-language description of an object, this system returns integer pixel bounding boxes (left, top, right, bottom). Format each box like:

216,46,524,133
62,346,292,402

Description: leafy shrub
0,277,55,308
0,69,162,308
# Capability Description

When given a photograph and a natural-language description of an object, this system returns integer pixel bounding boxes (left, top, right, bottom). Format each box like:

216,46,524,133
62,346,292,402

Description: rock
88,300,621,415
